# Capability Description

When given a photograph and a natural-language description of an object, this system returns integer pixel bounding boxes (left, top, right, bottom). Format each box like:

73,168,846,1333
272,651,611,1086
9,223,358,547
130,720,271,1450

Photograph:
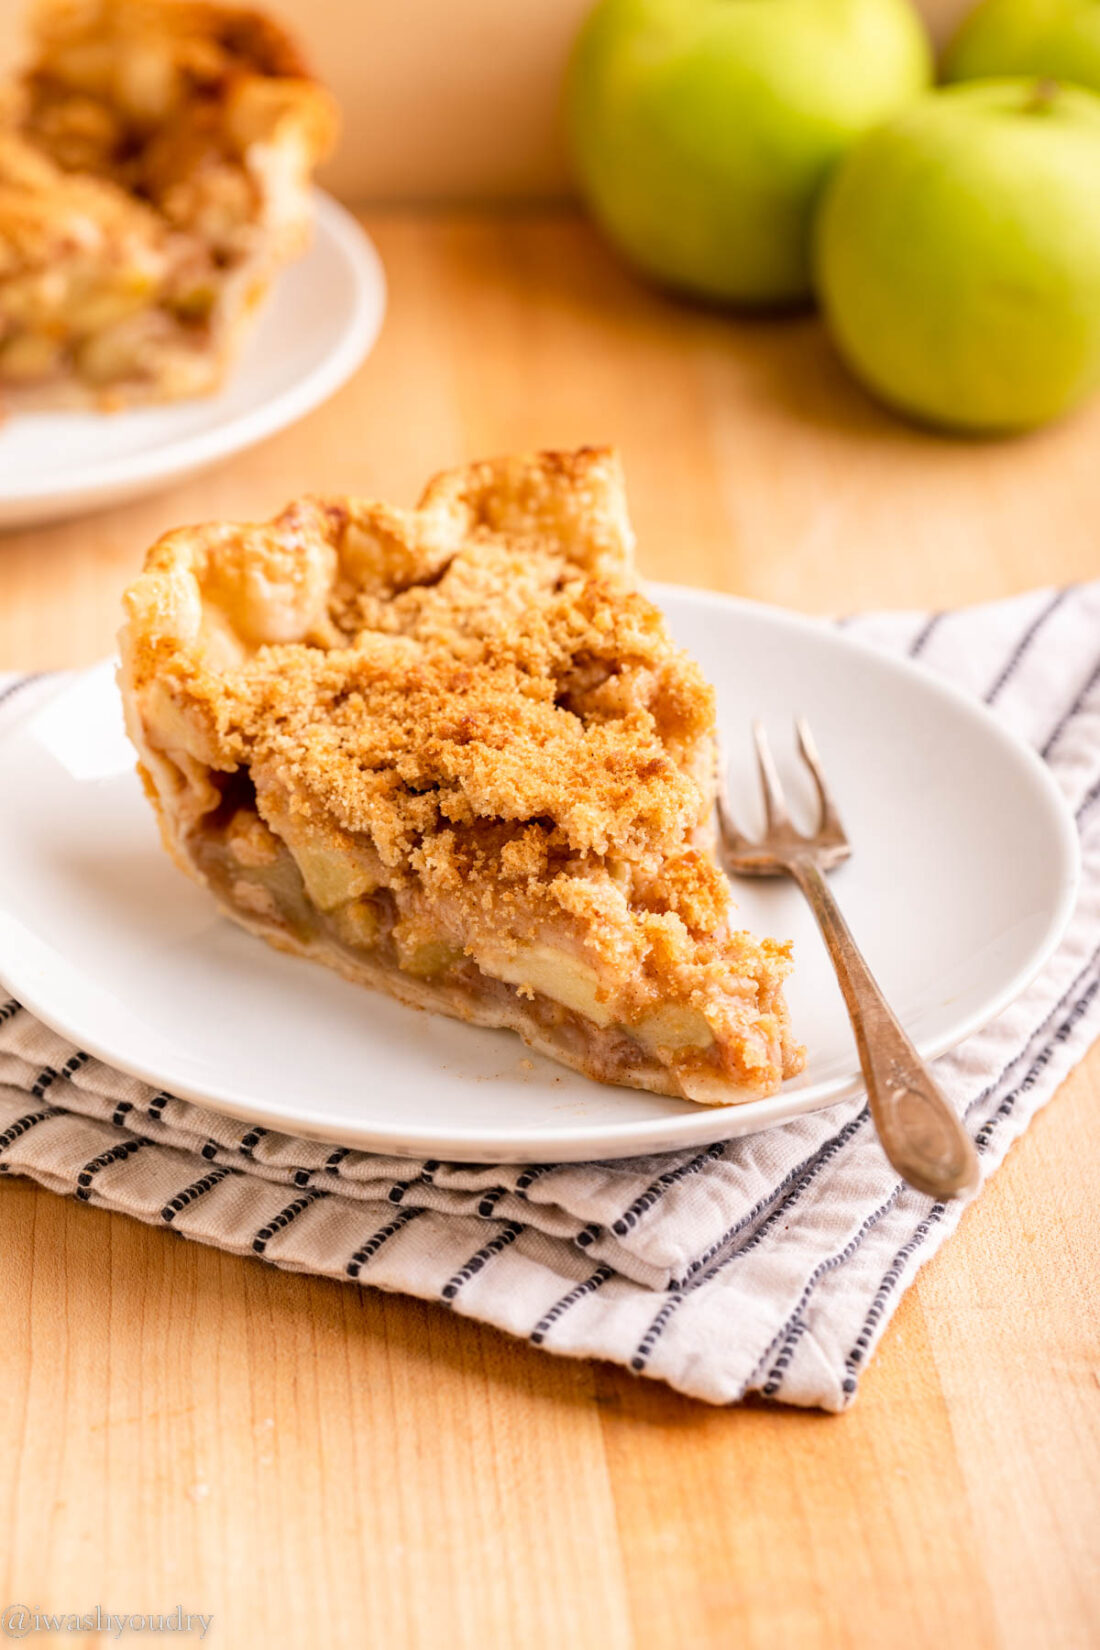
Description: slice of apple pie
118,449,804,1104
0,0,336,404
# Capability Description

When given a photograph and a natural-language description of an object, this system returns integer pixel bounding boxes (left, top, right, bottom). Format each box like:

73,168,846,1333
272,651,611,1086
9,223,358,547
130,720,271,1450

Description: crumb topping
139,449,717,865
21,0,331,209
212,555,714,869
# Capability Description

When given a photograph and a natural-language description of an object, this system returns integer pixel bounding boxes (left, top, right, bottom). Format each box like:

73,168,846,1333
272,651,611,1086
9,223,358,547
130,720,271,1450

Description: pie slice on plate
0,0,336,405
118,449,805,1104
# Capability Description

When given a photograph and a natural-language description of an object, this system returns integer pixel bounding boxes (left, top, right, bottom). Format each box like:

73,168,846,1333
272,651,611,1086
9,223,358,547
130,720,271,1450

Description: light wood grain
0,211,1097,1650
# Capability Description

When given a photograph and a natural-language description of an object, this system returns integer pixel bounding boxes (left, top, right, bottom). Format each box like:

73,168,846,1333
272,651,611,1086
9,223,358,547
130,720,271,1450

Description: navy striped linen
0,584,1097,1409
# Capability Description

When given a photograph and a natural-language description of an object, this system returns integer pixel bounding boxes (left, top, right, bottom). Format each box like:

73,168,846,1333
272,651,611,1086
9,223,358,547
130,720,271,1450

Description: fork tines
718,717,850,862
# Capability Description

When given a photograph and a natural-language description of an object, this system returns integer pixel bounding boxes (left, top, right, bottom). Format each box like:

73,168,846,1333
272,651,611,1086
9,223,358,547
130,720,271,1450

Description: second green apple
566,0,932,306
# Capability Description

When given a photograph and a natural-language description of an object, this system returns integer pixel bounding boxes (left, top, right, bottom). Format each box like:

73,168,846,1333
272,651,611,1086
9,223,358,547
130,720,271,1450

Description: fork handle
790,859,981,1202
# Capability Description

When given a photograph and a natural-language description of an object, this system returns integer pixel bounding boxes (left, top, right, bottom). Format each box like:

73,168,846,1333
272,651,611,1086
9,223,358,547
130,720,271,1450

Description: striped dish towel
1,584,1097,1410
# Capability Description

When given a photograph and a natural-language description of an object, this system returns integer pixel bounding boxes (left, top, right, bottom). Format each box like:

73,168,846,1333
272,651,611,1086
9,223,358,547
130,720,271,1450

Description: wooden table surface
1,210,1097,1650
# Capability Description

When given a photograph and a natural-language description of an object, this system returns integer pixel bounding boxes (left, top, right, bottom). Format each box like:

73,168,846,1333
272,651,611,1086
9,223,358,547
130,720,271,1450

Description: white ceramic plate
0,193,385,528
0,590,1079,1162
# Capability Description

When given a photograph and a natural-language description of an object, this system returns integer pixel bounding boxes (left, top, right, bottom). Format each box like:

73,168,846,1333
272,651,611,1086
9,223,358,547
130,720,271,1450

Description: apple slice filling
185,766,732,1097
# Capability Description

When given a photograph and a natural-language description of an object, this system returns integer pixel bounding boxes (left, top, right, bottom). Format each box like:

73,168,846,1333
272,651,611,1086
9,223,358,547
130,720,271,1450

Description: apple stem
1024,78,1060,113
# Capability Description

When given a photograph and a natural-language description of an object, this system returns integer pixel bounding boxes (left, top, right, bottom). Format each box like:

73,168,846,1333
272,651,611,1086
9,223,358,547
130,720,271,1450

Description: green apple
944,0,1100,95
815,80,1100,433
565,0,932,307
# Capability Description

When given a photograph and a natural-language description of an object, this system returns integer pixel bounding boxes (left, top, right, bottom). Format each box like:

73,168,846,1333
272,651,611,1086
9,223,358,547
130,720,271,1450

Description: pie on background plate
0,0,336,406
118,447,806,1106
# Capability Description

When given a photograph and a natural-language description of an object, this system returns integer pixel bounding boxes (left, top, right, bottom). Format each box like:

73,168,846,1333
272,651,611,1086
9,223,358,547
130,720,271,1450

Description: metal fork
717,718,981,1202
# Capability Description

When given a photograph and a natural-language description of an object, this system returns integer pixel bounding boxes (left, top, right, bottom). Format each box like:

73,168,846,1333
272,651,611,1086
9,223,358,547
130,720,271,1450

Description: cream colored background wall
0,0,975,201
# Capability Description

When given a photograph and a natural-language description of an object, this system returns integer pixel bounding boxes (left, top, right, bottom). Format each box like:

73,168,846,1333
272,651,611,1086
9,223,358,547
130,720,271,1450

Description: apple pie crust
0,0,336,404
119,449,805,1104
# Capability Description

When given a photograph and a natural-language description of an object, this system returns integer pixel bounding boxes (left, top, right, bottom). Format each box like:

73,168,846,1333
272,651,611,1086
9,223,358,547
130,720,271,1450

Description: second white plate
0,590,1079,1161
0,193,386,528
